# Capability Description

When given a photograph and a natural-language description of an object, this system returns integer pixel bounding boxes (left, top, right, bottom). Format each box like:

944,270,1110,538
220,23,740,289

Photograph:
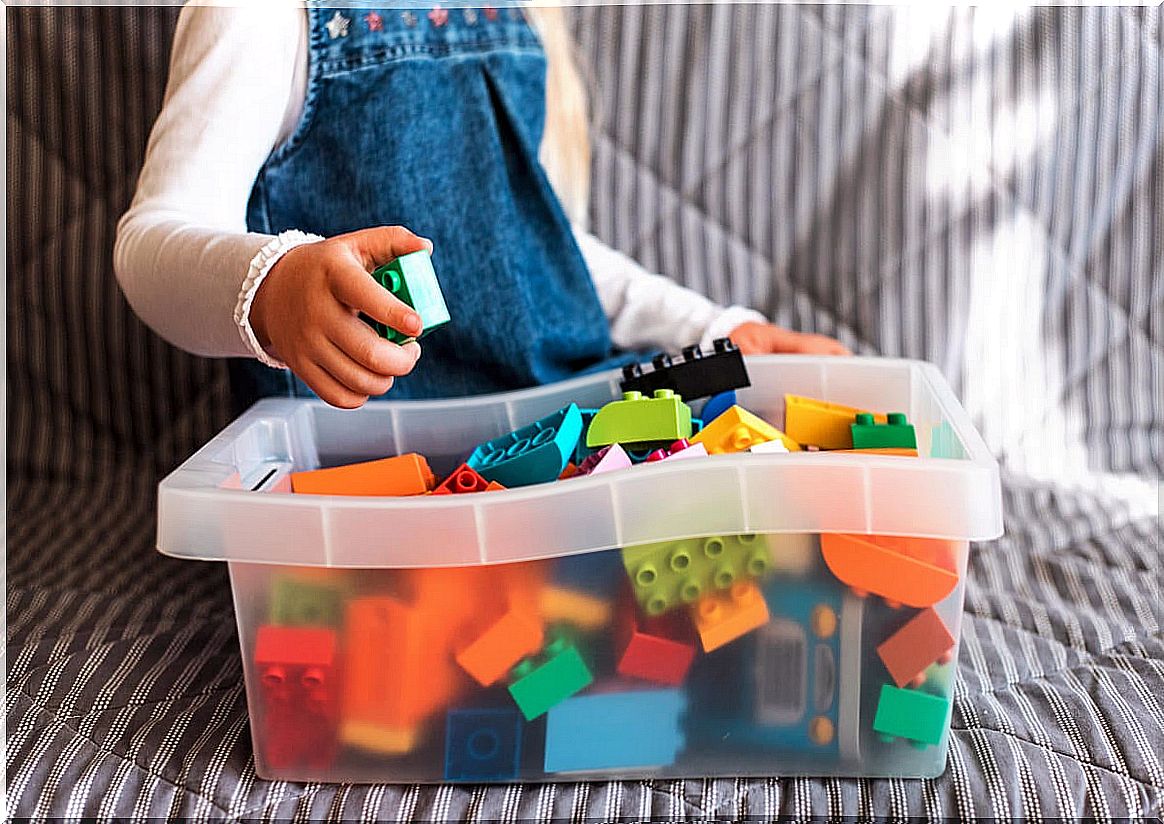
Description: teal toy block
544,688,686,773
507,636,593,720
622,533,773,616
586,389,693,448
270,576,344,627
851,412,917,450
468,404,583,487
872,684,951,746
366,250,450,343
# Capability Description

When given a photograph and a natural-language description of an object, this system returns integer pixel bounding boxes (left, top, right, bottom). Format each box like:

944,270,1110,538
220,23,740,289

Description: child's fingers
326,310,421,376
295,358,370,410
346,225,432,269
328,265,423,338
316,339,397,397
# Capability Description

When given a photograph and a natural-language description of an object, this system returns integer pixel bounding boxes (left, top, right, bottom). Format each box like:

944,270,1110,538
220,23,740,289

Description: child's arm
575,229,849,356
115,6,422,407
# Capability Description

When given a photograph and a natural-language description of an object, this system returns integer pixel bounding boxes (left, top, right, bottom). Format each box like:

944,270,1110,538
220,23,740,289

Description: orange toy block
783,395,886,450
432,463,493,495
834,447,919,457
876,607,956,687
455,609,545,686
820,534,960,608
291,453,435,496
341,595,467,753
691,580,769,652
537,585,612,630
559,463,580,480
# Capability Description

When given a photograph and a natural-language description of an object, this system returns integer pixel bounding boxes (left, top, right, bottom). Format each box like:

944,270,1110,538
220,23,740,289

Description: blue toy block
700,391,737,425
468,404,583,487
544,688,686,773
553,549,625,596
444,708,522,781
573,408,601,464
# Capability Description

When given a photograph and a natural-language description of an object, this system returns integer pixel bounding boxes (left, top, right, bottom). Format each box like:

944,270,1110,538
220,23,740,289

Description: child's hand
250,226,432,408
729,321,851,356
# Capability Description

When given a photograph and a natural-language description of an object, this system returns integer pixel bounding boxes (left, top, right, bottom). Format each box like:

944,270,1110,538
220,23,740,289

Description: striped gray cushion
7,4,1162,819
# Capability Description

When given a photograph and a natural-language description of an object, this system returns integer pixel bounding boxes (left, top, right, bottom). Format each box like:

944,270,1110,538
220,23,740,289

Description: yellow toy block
690,405,799,454
783,395,886,450
340,720,418,755
537,585,612,630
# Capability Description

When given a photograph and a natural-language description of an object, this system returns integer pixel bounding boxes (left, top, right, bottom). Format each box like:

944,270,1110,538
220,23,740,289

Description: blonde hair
526,5,592,228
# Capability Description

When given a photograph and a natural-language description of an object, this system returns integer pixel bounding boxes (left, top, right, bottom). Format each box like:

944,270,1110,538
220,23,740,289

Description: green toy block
851,412,917,450
270,577,344,627
872,684,951,746
367,250,450,343
507,636,594,720
621,533,773,616
585,389,693,448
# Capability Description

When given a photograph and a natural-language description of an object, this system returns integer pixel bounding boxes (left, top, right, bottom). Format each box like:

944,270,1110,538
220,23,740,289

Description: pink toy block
876,607,955,687
577,443,632,476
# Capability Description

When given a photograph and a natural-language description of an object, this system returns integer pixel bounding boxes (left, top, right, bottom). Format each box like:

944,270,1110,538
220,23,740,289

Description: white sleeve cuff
700,305,769,350
234,229,324,369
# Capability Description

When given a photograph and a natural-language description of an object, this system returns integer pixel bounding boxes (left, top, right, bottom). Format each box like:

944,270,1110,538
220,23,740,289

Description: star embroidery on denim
428,5,449,26
483,6,498,21
401,10,418,27
325,11,350,39
463,8,478,24
364,11,383,31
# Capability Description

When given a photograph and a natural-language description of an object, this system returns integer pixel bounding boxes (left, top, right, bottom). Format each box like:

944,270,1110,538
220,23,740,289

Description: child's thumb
351,225,433,267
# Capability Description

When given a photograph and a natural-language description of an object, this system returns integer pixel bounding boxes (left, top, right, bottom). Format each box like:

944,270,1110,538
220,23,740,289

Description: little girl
116,4,847,409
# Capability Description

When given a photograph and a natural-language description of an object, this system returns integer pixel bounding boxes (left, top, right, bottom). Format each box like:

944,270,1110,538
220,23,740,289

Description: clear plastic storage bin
158,356,1002,782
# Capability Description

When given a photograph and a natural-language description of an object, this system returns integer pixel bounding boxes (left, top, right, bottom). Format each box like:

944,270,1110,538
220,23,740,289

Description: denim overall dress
235,4,635,406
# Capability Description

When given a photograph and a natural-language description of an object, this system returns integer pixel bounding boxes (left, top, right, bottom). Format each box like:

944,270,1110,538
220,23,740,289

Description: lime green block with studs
507,637,594,720
851,412,917,450
270,576,344,627
621,533,773,616
872,684,951,746
367,250,451,343
586,389,692,448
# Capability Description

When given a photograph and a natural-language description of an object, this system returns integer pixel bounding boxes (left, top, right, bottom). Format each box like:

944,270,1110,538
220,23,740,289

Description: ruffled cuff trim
233,229,324,369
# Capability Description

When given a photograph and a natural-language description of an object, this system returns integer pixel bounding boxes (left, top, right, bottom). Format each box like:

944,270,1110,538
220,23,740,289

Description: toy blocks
820,534,960,608
622,533,774,616
538,585,612,630
644,439,708,463
872,684,951,747
586,390,693,448
270,575,344,627
691,580,770,652
291,453,435,497
783,395,886,450
543,688,686,773
468,403,582,488
699,390,737,425
456,609,545,687
432,463,505,495
341,595,467,754
876,607,955,688
576,443,632,476
364,250,450,343
614,597,697,686
690,405,799,454
619,338,750,401
851,412,917,450
507,636,594,720
254,625,340,770
444,708,523,781
749,438,790,454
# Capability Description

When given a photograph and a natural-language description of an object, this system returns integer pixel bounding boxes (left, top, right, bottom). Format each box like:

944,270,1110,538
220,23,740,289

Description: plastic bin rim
156,355,1003,565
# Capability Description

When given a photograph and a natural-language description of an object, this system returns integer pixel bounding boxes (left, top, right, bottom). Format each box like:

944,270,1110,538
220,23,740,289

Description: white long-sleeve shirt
114,5,765,367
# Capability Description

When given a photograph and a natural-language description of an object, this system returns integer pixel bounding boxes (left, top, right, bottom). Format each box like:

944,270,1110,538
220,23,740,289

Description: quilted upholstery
6,5,1161,819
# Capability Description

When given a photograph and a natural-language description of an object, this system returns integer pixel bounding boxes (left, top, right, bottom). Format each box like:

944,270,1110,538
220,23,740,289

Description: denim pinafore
235,4,633,405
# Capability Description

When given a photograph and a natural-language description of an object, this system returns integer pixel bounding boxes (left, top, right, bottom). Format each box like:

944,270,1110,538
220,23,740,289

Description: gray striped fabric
6,4,1162,820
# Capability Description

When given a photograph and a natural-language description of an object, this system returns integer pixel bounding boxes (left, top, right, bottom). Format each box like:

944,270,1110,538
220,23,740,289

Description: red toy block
253,625,340,770
876,607,955,687
432,463,497,495
291,453,435,496
614,595,696,686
